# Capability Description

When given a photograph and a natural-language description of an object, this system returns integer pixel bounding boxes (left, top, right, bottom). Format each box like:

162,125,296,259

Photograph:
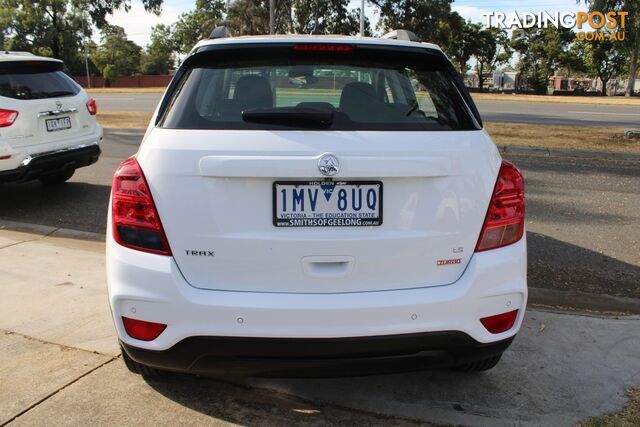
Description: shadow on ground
528,232,640,299
0,181,111,234
142,371,425,426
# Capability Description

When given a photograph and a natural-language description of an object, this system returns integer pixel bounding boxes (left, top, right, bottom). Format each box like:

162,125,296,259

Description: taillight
0,109,19,127
112,157,172,255
475,161,525,252
86,98,97,115
122,317,167,341
480,310,519,334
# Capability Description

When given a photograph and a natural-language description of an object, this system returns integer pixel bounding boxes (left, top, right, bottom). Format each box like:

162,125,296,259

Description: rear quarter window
160,44,480,132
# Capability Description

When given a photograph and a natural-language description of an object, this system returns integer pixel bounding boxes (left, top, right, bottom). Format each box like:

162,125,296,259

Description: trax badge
185,250,215,257
318,153,340,177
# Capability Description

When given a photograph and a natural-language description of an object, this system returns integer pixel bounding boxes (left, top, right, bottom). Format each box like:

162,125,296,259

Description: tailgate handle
38,108,78,118
302,256,354,278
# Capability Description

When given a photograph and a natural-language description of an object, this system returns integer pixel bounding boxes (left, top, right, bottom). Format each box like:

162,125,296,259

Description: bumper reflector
122,317,167,341
480,310,519,334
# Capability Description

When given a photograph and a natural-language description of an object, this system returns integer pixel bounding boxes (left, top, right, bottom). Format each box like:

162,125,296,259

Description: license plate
46,117,72,132
273,180,382,227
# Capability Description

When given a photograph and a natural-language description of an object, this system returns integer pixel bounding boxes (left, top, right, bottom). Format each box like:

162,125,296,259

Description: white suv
108,31,527,377
0,52,102,184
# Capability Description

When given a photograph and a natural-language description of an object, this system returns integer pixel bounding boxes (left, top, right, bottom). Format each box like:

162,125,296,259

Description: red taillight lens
86,98,97,115
293,44,353,53
122,317,167,341
480,310,519,334
112,157,172,255
0,109,19,127
475,161,525,252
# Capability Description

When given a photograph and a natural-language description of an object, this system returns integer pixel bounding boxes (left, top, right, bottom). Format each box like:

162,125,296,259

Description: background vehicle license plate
46,117,72,132
273,180,382,227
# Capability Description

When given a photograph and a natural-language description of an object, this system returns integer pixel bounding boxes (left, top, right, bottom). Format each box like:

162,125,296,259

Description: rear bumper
107,217,527,371
121,332,514,376
0,142,101,183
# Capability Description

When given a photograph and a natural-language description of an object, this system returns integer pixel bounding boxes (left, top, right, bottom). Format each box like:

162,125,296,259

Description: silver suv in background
0,52,102,185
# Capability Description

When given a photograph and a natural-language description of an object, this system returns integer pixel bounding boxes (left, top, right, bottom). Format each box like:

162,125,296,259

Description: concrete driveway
0,226,638,426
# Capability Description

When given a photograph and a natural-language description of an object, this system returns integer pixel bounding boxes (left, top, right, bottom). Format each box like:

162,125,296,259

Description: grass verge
87,87,165,94
472,92,640,106
97,112,152,129
578,388,640,427
96,112,639,154
485,122,638,153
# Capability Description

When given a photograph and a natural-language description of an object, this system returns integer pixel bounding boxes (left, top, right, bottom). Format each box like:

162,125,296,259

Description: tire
451,354,502,373
38,168,75,185
120,346,165,377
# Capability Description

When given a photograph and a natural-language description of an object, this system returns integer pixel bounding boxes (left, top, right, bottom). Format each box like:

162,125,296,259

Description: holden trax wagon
0,52,102,185
108,30,526,377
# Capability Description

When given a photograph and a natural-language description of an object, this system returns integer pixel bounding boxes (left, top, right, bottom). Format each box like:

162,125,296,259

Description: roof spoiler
209,26,233,39
381,29,421,42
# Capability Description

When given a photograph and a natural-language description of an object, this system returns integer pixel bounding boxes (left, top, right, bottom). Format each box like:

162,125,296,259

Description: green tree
293,0,370,35
585,33,628,95
370,0,457,48
76,0,163,28
511,26,575,94
0,0,164,74
171,0,225,53
447,19,481,75
225,0,294,36
474,27,511,92
580,0,639,96
140,24,175,74
91,25,141,86
0,0,91,73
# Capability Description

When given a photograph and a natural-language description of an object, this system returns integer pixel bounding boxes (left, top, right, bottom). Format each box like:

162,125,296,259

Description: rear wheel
38,168,75,185
120,346,165,377
451,354,502,373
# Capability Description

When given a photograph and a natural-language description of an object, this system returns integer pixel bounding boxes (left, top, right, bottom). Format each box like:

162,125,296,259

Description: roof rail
209,26,232,39
2,51,35,56
381,29,420,42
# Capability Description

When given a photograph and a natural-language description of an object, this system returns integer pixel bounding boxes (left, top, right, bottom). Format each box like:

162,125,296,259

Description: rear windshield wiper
242,107,333,128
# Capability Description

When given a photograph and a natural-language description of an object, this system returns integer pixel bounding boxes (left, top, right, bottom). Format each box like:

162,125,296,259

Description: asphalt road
91,92,640,127
1,129,638,302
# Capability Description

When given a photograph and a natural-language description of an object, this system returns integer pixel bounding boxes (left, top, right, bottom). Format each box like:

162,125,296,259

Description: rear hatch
139,41,500,294
0,60,96,150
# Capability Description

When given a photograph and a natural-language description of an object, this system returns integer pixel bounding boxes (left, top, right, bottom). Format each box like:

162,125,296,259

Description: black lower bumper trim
121,332,514,377
0,144,101,183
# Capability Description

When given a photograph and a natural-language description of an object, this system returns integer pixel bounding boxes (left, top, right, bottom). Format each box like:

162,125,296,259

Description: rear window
161,44,480,131
0,61,80,100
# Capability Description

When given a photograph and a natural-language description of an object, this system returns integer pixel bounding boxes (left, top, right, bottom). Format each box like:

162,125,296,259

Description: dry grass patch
578,388,640,427
87,87,165,94
486,122,639,153
97,111,152,129
473,92,640,106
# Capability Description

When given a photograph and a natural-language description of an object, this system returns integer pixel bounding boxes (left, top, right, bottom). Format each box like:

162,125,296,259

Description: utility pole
360,0,365,36
269,0,275,34
79,3,91,88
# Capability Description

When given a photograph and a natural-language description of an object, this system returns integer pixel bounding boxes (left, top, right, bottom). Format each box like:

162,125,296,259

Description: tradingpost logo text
482,11,628,41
